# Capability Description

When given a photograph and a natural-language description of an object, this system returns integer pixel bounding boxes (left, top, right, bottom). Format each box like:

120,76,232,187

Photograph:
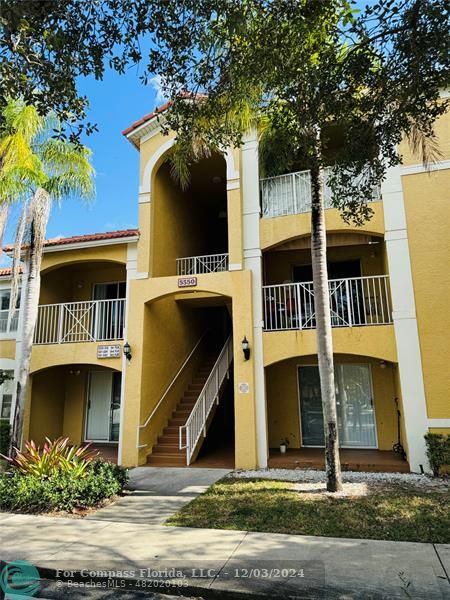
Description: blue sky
3,66,163,248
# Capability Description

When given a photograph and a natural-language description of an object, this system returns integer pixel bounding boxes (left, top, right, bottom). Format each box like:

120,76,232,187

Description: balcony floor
268,448,409,473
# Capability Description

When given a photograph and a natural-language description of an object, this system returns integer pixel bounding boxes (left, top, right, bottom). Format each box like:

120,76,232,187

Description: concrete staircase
147,357,217,466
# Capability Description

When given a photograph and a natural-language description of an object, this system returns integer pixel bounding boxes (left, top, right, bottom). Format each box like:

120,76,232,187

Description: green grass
167,478,450,544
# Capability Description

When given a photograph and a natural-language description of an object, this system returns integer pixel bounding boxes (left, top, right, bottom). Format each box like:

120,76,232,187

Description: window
0,371,14,420
0,289,21,333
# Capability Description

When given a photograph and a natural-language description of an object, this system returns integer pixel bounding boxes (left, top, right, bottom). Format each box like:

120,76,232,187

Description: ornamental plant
424,433,450,477
2,437,98,479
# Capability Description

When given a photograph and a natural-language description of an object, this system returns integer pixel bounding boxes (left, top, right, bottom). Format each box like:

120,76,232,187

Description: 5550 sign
178,277,197,288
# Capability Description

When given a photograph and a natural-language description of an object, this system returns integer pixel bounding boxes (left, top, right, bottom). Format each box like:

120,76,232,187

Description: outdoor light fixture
241,336,250,361
123,342,132,361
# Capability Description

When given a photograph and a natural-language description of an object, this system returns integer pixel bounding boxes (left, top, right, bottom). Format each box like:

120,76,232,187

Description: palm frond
407,122,443,169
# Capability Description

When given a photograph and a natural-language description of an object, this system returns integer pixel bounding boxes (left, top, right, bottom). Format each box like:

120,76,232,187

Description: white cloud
150,75,168,106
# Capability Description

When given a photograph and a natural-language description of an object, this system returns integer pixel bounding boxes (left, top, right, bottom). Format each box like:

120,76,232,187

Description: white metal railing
179,335,233,465
177,253,229,275
263,276,392,331
0,309,19,335
260,167,381,218
34,299,125,344
136,332,208,449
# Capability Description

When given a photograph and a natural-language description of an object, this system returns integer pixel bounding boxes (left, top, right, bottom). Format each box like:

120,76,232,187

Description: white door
86,372,113,441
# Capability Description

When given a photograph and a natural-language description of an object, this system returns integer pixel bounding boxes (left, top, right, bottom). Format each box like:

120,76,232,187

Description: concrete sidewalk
1,512,449,599
85,467,231,525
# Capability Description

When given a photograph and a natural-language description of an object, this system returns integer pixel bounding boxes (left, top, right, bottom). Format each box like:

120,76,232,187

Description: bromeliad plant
2,437,98,479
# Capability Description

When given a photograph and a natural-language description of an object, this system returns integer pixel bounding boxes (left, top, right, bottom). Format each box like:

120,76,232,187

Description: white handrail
136,332,207,449
176,253,229,275
34,298,125,344
260,166,381,218
263,275,392,331
179,335,233,465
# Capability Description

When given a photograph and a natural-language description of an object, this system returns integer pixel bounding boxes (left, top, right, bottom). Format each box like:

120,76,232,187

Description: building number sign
178,277,197,288
97,345,121,359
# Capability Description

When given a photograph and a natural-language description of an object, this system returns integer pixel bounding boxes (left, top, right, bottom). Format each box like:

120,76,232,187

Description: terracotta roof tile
122,92,208,137
3,228,139,253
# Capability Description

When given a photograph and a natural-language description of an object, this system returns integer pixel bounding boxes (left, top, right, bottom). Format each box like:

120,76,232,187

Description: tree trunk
9,188,51,454
309,125,343,492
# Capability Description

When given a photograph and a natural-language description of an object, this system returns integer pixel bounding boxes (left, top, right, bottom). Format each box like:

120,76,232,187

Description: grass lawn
167,477,450,544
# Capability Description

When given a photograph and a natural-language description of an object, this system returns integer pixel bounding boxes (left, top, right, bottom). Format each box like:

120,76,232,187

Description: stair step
168,418,187,426
153,444,183,454
147,454,187,466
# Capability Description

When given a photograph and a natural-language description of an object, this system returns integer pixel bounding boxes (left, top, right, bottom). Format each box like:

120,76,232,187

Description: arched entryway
27,364,122,461
265,353,409,472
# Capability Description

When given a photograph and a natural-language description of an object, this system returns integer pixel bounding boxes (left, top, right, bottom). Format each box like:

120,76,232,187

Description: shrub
425,433,450,477
0,459,129,513
2,437,98,478
0,421,10,456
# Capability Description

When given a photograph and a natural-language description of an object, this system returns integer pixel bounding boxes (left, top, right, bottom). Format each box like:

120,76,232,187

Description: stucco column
382,166,429,472
240,130,268,468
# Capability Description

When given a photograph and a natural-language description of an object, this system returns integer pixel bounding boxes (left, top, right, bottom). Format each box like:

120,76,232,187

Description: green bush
0,421,10,456
0,460,129,513
425,433,450,477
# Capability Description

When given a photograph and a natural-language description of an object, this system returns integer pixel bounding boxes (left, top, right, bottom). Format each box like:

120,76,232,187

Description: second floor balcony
260,167,381,219
263,275,392,331
176,253,229,276
34,298,125,345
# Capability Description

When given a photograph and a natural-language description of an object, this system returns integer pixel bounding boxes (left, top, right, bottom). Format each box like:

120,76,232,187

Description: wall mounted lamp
241,336,250,361
123,342,132,361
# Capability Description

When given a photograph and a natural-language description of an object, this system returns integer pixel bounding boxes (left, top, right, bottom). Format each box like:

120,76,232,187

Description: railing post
186,428,191,465
202,396,206,437
292,172,297,213
345,278,352,326
57,304,64,343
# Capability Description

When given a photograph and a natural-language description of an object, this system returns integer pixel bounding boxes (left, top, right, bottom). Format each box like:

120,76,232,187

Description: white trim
427,419,450,428
118,243,136,464
400,160,450,176
132,271,149,280
39,236,139,254
241,129,268,468
124,114,166,147
226,180,240,191
140,137,176,194
225,149,240,181
382,165,429,473
138,192,151,204
228,263,242,271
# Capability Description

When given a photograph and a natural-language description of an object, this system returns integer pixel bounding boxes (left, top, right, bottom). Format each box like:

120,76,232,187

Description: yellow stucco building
1,101,449,474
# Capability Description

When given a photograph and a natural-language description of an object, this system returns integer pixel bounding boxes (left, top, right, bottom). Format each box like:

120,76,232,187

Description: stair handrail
179,335,233,465
136,331,208,449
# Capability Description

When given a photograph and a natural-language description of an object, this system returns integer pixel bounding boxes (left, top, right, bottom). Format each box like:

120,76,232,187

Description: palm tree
0,99,94,453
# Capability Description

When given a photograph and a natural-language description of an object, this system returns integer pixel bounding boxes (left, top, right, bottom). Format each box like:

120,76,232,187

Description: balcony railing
0,309,19,335
34,299,125,344
177,253,229,276
263,275,392,331
260,167,381,218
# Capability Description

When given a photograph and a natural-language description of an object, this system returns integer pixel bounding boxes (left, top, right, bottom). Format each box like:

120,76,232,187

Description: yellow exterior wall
264,243,385,284
0,340,16,360
31,342,123,375
403,168,450,419
399,108,450,165
39,264,126,304
263,326,397,366
260,202,385,250
41,243,127,273
266,354,398,450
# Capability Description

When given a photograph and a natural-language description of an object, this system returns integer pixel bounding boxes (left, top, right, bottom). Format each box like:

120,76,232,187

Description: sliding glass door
299,364,377,448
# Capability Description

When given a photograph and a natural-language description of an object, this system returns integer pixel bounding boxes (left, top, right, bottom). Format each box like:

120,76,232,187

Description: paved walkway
0,467,449,599
85,467,231,525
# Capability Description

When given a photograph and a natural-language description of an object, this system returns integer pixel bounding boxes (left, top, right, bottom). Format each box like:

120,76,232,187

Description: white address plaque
178,277,197,288
97,345,121,359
